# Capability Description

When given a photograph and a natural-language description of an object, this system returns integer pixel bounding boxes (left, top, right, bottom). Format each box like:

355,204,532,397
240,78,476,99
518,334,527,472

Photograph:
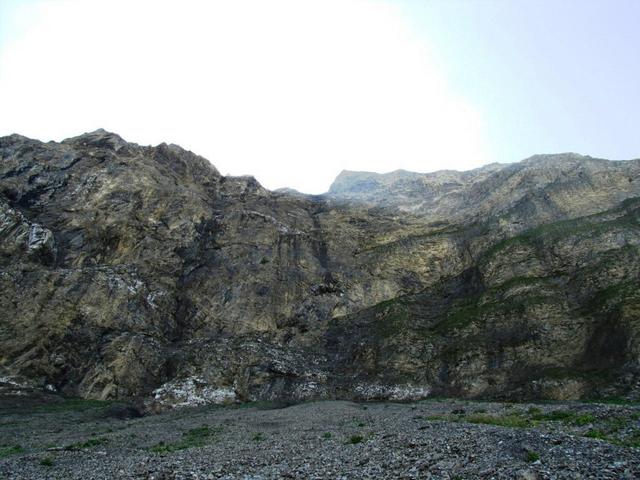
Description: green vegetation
40,456,55,467
431,289,556,334
358,228,459,255
489,276,549,293
371,296,411,338
575,244,640,278
483,235,530,261
425,407,640,449
529,410,596,426
0,421,19,429
65,437,109,450
585,281,639,312
431,298,480,333
252,432,265,442
373,295,409,311
572,414,597,426
624,431,640,448
31,398,114,414
464,414,532,428
322,432,332,439
585,429,607,440
582,417,640,448
149,425,221,454
347,434,364,444
369,272,560,339
621,196,640,210
482,203,640,262
0,445,24,458
524,451,540,463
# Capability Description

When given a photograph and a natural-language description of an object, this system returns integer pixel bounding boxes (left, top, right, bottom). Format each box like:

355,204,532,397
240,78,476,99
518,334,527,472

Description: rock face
1,130,639,406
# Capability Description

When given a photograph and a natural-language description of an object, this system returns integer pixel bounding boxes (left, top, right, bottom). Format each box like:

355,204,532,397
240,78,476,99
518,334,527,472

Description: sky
0,0,638,193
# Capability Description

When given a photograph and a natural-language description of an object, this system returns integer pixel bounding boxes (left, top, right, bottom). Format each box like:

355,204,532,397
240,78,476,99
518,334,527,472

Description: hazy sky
0,0,638,193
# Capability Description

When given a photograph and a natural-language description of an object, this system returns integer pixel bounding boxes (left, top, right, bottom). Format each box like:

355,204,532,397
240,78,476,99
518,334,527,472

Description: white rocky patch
0,375,21,386
354,383,431,401
145,290,166,309
0,205,21,231
27,224,54,252
0,375,32,396
126,279,144,295
238,210,306,236
105,275,145,297
292,380,328,399
151,376,237,408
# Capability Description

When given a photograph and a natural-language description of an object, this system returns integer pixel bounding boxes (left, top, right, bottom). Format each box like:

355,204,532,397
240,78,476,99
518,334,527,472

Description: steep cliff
1,130,639,406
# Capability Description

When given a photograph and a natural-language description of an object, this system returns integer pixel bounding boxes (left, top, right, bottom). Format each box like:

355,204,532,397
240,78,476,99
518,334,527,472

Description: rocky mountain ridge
1,130,639,407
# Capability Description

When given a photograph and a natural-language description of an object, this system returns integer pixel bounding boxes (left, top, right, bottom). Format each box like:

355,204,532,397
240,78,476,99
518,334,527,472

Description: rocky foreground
1,396,639,479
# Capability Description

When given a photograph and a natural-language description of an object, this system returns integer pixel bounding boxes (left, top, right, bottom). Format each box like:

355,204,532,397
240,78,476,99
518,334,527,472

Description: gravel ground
1,396,639,479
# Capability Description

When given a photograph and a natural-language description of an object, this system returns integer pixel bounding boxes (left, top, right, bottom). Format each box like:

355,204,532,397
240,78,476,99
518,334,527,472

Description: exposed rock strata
0,130,639,406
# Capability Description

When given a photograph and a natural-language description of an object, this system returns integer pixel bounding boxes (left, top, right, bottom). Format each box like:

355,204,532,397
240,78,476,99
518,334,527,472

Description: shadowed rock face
1,130,639,407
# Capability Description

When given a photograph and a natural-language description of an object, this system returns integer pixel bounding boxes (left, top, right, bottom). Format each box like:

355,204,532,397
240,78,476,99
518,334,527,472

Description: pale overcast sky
0,0,638,193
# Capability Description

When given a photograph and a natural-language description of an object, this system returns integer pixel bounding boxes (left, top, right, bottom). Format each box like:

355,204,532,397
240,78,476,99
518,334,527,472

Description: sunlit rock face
1,130,640,407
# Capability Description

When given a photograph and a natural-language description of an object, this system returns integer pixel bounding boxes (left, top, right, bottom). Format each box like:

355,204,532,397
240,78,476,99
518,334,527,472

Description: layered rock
0,130,639,406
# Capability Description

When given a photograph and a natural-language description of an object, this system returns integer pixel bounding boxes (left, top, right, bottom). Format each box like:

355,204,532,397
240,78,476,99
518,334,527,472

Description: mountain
1,130,639,407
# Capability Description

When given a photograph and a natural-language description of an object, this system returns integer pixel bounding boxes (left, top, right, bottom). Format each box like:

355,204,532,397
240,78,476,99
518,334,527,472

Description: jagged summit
62,128,129,151
326,153,640,219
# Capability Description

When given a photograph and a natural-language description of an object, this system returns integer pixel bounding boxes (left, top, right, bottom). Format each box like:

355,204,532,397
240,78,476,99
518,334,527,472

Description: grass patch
423,403,640,449
431,299,480,333
371,296,411,339
585,281,640,312
573,414,597,426
31,398,113,414
0,445,25,458
585,429,607,440
252,432,265,442
623,430,640,448
40,456,55,467
528,410,596,426
0,421,19,429
583,421,640,448
65,437,109,450
466,414,532,428
490,276,549,293
322,432,332,439
347,434,364,445
525,451,540,463
482,203,640,262
149,425,220,454
431,290,557,335
428,409,601,429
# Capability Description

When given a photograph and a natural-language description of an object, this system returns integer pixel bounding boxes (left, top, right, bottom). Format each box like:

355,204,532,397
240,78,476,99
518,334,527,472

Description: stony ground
1,395,639,479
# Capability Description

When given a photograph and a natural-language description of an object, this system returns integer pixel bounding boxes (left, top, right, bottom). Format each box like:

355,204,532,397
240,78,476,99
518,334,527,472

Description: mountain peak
62,128,128,151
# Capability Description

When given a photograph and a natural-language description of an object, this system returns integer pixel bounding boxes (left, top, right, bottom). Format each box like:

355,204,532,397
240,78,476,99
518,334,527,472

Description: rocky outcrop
1,130,639,406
